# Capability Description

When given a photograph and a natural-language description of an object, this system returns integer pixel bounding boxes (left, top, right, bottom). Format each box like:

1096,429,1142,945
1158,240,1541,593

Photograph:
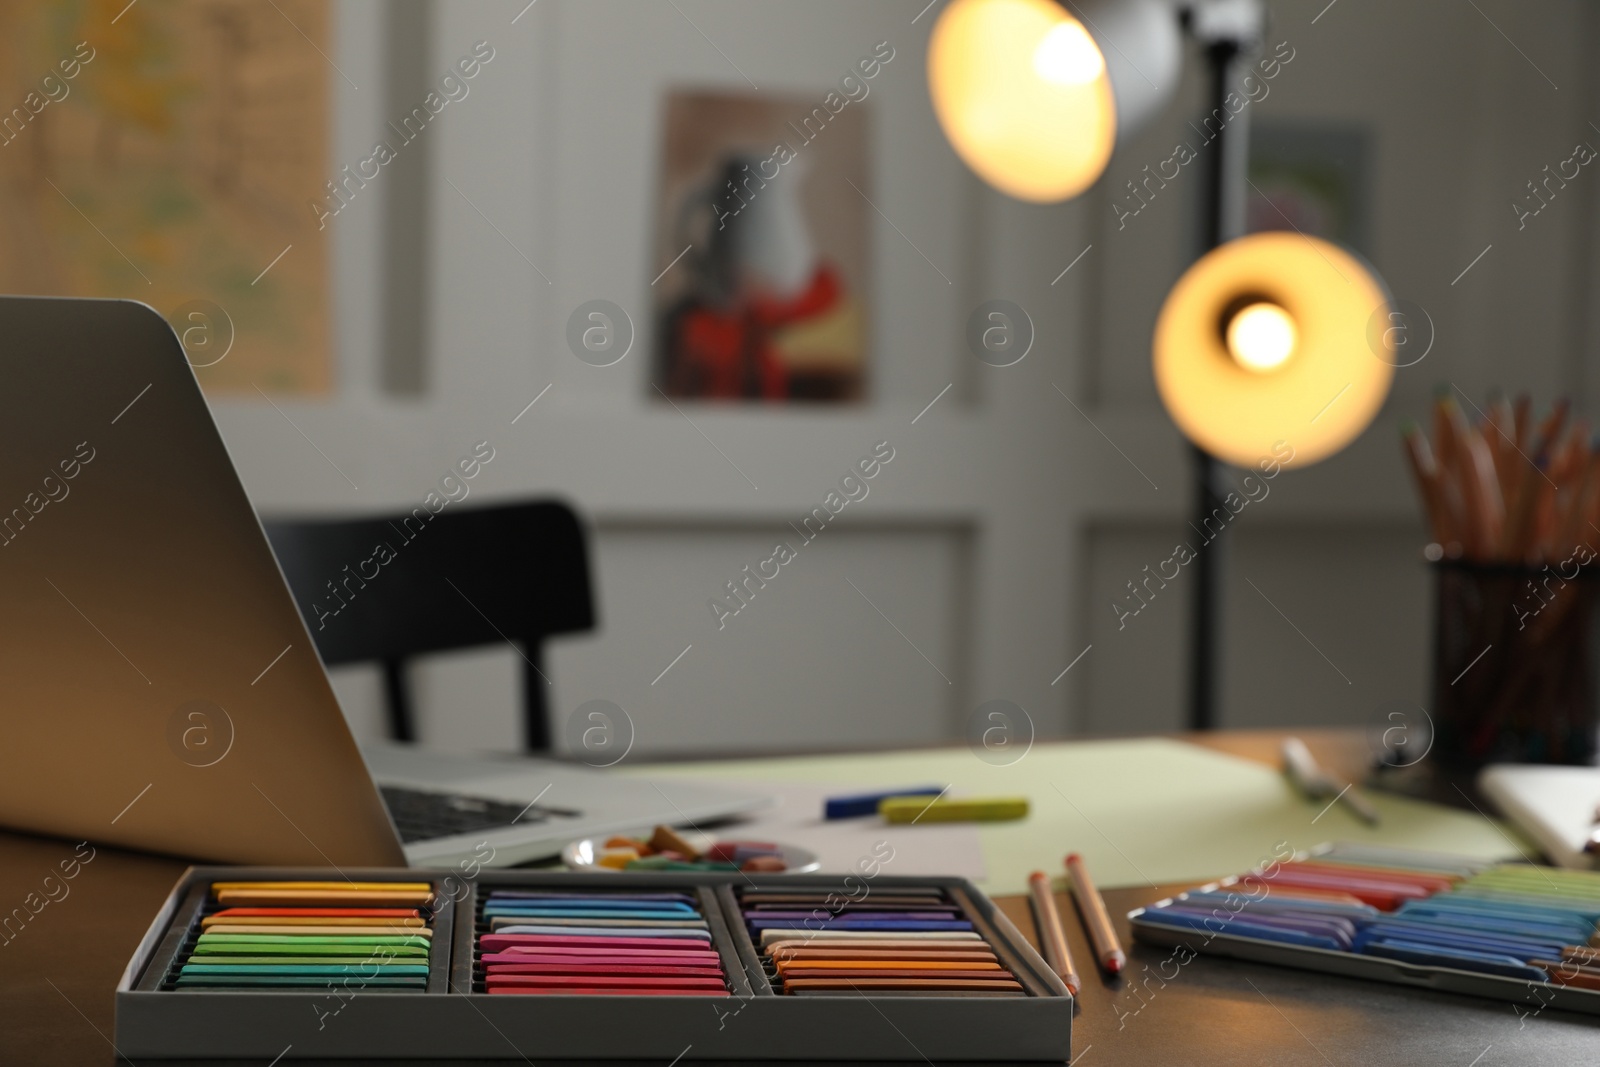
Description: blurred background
3,0,1593,758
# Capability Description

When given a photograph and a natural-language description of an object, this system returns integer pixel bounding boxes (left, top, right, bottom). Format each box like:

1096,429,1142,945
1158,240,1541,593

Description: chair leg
523,651,550,752
381,658,416,743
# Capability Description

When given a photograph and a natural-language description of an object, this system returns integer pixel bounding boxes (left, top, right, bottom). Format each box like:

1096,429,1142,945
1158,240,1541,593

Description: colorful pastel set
164,880,438,990
1131,843,1600,1014
116,868,1071,1060
735,885,1027,996
475,887,733,996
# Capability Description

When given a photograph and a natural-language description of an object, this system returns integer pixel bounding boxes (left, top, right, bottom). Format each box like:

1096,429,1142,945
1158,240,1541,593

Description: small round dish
562,832,821,874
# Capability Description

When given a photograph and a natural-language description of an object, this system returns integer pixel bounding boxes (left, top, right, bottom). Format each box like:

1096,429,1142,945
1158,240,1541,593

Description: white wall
213,0,1600,756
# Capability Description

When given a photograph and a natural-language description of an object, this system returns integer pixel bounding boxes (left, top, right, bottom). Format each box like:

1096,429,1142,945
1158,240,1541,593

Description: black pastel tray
116,867,1073,1061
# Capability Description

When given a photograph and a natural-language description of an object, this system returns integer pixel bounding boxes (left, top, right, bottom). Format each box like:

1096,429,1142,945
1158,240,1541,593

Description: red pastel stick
480,934,712,953
1284,863,1455,893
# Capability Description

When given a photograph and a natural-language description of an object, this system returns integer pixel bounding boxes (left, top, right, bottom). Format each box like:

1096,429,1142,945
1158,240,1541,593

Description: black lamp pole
1186,34,1254,731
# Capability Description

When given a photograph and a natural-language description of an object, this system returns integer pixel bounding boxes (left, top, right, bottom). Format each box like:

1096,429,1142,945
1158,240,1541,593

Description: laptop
0,296,767,868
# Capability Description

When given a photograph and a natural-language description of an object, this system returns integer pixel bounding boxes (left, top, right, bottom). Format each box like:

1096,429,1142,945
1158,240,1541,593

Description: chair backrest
263,499,596,750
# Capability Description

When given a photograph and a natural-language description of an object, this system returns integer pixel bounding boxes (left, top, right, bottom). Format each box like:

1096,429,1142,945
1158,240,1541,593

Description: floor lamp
928,0,1395,730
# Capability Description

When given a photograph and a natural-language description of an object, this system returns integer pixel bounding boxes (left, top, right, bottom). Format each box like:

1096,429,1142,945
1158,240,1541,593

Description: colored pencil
1065,854,1125,975
1027,871,1080,996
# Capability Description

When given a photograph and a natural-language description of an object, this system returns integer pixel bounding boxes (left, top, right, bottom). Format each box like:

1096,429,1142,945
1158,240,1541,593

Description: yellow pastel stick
198,924,433,937
210,882,433,892
878,796,1029,823
214,890,433,907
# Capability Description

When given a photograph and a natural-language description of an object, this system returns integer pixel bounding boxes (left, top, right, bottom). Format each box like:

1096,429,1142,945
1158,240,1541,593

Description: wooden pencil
1027,871,1079,997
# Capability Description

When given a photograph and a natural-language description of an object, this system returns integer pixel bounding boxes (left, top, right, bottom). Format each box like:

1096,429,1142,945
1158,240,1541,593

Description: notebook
1479,764,1600,870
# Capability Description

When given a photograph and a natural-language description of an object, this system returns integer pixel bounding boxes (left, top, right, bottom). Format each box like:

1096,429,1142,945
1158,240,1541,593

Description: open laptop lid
0,296,405,866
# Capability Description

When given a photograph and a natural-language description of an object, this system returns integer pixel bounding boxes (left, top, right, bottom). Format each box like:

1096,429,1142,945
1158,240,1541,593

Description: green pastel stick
196,933,431,948
180,964,431,976
192,943,429,957
175,975,426,987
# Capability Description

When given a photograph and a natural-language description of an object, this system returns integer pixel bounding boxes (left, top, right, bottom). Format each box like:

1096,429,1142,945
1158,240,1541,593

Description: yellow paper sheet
628,738,1533,895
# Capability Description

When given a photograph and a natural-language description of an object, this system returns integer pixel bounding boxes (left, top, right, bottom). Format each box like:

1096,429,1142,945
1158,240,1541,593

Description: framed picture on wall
651,89,869,403
0,0,332,394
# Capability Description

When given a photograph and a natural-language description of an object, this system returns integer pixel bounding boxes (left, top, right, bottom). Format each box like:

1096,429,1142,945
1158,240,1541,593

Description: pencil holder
1430,559,1600,768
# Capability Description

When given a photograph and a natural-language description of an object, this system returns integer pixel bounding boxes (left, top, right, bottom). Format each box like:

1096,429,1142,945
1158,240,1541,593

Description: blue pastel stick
1362,939,1551,981
1378,909,1589,943
1136,910,1344,951
824,787,944,820
1154,907,1356,950
1395,898,1598,934
1448,889,1600,921
1182,892,1379,919
1351,923,1564,960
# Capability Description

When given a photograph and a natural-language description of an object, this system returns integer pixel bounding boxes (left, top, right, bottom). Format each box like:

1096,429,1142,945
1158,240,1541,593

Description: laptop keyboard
378,785,578,844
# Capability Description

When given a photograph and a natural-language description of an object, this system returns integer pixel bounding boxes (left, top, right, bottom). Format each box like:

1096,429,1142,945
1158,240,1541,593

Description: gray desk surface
3,731,1598,1065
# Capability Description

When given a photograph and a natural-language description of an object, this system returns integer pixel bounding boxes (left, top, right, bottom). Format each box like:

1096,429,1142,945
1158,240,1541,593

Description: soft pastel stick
196,933,431,947
746,919,973,932
741,912,958,921
760,929,983,947
194,944,429,957
777,959,1005,972
191,956,424,966
486,915,707,927
771,949,998,963
783,977,1023,992
180,964,431,976
878,796,1029,823
177,975,426,987
491,925,711,940
765,938,987,954
484,975,726,990
481,953,722,967
1135,910,1344,951
1152,907,1355,950
215,890,433,907
742,888,947,900
1362,939,1551,981
824,787,944,820
481,934,712,952
209,907,422,918
782,968,1011,981
483,902,697,921
203,916,427,928
486,891,696,903
211,881,433,892
484,964,726,978
1289,862,1459,892
491,946,721,960
197,924,431,937
487,987,728,996
1530,960,1600,990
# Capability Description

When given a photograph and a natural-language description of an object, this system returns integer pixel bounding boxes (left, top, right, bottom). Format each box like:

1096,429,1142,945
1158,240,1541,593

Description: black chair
263,499,596,751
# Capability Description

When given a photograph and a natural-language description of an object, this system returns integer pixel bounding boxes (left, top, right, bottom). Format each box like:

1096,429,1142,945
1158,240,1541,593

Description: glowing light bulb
927,0,1116,203
1226,302,1297,373
1033,20,1104,85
